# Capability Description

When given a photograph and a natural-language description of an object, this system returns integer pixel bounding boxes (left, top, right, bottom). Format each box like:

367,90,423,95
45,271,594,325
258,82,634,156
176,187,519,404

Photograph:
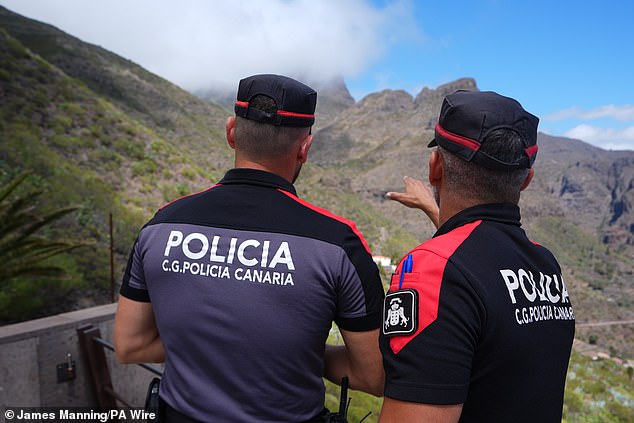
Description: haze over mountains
0,6,633,359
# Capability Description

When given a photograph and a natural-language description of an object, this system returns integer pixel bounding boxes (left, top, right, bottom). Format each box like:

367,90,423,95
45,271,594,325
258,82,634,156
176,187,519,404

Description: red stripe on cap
435,123,481,151
277,110,315,119
235,101,313,119
525,144,538,157
276,189,372,255
389,220,481,355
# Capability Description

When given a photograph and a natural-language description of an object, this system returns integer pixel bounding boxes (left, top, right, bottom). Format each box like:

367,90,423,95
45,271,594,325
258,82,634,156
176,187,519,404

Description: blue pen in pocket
398,253,413,289
384,253,418,336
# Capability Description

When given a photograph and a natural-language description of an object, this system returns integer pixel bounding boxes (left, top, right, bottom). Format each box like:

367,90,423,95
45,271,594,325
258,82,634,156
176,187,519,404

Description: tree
0,171,81,282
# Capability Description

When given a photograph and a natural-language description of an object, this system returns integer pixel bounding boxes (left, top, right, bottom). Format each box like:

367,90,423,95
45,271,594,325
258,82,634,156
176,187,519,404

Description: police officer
114,74,385,422
380,90,575,422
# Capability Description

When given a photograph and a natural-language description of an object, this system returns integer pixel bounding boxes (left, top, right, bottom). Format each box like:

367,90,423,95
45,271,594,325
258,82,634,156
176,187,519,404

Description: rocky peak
356,89,414,113
313,76,355,107
312,76,356,129
414,77,478,107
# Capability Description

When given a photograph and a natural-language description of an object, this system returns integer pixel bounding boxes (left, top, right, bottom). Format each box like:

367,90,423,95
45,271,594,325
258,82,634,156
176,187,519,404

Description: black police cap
234,74,317,127
428,90,539,170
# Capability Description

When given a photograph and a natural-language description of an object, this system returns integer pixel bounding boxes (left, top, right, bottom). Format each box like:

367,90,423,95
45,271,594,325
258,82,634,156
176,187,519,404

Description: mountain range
0,6,633,360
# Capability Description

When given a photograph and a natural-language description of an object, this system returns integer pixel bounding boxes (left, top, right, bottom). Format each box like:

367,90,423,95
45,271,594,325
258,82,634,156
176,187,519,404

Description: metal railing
92,337,163,377
77,324,162,408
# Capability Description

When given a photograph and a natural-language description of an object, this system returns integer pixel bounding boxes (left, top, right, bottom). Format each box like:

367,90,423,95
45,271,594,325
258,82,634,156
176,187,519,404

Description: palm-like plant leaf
0,171,82,283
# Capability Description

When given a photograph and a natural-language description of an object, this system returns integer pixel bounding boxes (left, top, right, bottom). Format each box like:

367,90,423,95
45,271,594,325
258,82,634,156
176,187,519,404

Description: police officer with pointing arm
381,90,575,423
114,74,385,422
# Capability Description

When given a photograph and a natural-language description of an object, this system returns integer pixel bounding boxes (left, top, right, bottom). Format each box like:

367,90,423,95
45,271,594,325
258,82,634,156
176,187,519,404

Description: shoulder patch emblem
382,289,418,336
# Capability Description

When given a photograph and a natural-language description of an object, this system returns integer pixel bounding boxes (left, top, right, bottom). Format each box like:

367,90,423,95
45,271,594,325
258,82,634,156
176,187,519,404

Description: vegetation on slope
0,172,83,320
0,27,217,321
563,351,634,423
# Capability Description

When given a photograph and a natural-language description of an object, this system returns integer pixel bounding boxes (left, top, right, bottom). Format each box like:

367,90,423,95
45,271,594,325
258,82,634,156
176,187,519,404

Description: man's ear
428,150,443,186
298,134,313,164
520,168,535,191
226,116,236,149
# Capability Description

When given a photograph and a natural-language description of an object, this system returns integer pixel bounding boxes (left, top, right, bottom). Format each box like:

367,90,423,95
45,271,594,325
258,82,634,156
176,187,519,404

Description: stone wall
0,304,158,409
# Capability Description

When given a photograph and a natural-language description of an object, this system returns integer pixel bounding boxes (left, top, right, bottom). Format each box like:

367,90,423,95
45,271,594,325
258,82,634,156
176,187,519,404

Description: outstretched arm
324,328,384,397
386,176,440,228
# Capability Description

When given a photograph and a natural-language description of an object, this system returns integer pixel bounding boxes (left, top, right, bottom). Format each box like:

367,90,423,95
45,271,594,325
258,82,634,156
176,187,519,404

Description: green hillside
0,22,230,319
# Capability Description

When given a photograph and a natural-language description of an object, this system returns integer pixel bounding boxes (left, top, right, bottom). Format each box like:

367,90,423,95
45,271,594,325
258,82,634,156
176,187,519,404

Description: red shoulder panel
389,220,481,354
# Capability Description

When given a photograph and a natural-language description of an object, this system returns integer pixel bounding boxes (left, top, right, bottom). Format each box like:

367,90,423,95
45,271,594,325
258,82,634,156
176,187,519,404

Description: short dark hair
440,128,530,204
234,95,309,159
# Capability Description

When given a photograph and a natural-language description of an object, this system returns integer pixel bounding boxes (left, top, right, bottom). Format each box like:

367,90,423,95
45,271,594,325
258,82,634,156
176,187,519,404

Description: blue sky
348,1,634,151
2,0,633,150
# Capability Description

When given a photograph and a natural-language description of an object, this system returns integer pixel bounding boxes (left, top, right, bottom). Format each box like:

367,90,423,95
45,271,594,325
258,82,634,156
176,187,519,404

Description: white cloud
541,105,634,150
564,124,634,151
544,105,634,122
0,0,422,92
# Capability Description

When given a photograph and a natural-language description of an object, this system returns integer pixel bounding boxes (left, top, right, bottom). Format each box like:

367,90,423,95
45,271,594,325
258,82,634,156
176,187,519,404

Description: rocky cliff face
606,157,634,245
310,78,480,168
531,134,634,248
310,78,634,260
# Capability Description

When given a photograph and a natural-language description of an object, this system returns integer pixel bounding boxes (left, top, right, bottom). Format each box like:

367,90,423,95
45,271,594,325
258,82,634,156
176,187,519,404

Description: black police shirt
380,203,575,423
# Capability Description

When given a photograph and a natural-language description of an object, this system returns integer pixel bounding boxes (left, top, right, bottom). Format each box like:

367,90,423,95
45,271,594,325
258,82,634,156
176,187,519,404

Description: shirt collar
434,203,522,237
218,168,297,196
